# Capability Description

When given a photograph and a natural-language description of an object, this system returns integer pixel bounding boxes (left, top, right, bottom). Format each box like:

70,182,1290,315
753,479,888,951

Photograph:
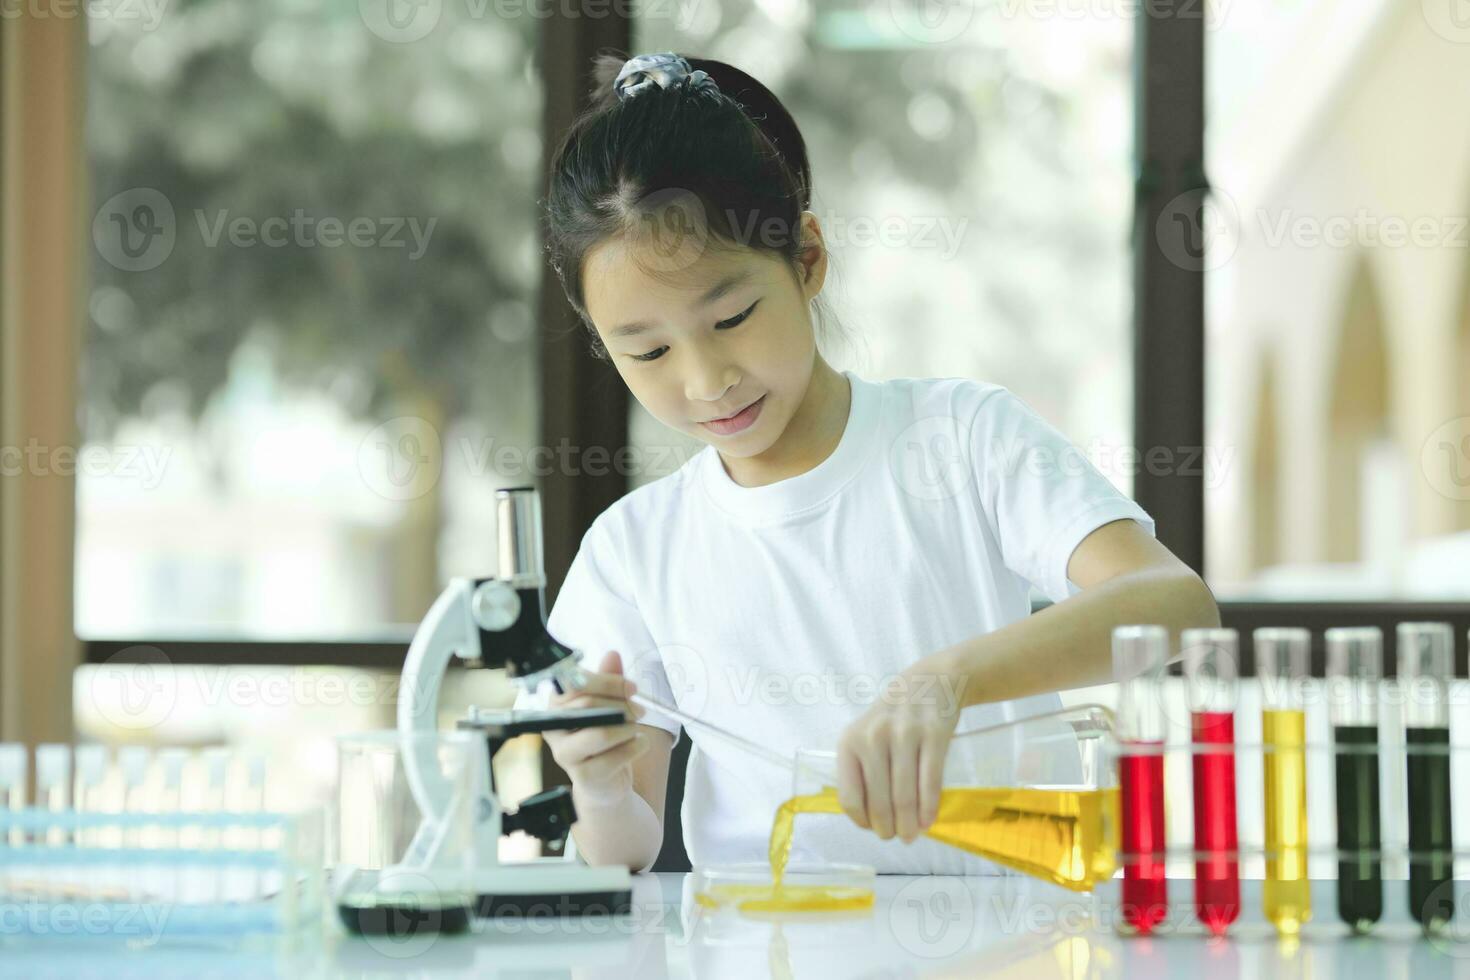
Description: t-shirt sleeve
510,514,682,746
969,387,1157,604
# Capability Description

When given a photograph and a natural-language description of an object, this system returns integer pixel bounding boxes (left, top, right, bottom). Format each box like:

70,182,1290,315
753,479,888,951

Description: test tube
158,748,187,850
73,746,108,851
36,744,72,848
0,743,24,847
202,747,232,904
1255,627,1311,937
245,752,267,903
160,748,189,903
202,747,231,812
118,745,152,850
1325,627,1383,934
1182,628,1240,936
35,746,74,897
1398,621,1455,935
1114,624,1168,935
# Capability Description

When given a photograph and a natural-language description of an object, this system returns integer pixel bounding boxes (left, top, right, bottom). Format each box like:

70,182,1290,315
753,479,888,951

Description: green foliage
85,0,543,437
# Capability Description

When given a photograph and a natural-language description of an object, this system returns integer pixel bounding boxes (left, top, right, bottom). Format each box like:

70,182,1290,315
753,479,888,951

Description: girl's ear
796,211,828,297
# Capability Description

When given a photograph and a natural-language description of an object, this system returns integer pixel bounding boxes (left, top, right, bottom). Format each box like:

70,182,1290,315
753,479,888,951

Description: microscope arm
395,578,490,874
397,578,476,739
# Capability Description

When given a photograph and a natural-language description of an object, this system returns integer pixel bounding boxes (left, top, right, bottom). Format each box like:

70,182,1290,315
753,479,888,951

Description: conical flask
782,704,1120,892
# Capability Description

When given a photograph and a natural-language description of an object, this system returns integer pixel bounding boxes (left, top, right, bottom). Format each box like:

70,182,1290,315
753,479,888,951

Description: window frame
82,5,1470,678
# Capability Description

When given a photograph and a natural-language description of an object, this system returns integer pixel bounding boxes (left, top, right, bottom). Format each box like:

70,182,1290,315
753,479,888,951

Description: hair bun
614,52,720,102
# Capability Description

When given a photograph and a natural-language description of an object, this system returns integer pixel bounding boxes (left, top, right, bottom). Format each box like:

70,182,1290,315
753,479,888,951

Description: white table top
3,873,1468,978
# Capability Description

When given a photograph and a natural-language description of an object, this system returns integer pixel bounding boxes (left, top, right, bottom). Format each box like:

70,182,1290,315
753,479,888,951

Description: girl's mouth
701,394,765,436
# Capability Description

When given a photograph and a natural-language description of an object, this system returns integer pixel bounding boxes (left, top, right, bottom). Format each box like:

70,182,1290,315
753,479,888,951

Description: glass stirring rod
551,662,800,777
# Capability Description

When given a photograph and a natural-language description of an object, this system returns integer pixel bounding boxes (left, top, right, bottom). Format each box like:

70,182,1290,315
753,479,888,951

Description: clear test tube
0,744,24,847
1397,621,1455,934
1325,626,1383,934
118,746,152,851
245,752,267,903
1255,626,1312,937
1182,628,1240,936
35,744,72,848
73,745,109,849
35,746,74,898
158,748,189,903
157,749,187,822
202,747,231,811
1113,624,1168,936
202,747,232,904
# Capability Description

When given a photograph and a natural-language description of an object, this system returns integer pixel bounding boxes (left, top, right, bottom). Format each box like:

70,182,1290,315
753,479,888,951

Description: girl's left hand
835,669,962,843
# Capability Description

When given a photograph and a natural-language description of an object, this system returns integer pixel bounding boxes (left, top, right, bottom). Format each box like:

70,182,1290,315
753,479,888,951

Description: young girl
516,52,1219,875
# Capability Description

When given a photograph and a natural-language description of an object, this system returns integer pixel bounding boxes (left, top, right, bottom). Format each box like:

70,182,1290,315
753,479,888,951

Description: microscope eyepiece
483,487,581,686
496,487,545,588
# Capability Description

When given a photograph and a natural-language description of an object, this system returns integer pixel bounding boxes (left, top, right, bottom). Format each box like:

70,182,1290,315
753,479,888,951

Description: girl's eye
717,300,759,329
632,301,759,363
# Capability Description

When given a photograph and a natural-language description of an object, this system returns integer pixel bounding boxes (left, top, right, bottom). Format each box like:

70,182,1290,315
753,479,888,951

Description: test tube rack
0,742,323,948
1098,625,1470,945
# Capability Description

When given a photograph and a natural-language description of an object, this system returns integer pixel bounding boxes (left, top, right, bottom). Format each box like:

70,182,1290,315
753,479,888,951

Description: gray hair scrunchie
614,52,719,102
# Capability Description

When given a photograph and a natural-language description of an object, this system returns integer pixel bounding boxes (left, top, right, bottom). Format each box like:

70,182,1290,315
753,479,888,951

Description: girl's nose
684,349,739,406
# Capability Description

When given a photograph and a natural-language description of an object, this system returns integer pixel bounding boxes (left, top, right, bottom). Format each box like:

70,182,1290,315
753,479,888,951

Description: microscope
354,486,636,927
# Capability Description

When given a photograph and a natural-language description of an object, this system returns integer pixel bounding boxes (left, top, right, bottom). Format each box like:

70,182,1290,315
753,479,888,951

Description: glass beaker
329,729,491,936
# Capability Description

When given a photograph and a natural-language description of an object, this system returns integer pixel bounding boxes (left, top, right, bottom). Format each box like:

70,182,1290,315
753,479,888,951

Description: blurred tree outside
83,0,543,632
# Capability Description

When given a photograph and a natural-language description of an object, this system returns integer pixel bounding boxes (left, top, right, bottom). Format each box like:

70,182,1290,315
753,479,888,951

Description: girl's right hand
543,650,651,807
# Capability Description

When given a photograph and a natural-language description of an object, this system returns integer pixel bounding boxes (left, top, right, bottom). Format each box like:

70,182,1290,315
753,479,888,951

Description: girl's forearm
922,568,1220,710
568,785,664,873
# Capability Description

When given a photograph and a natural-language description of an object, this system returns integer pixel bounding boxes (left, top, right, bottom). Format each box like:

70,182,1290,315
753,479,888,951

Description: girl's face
582,212,828,460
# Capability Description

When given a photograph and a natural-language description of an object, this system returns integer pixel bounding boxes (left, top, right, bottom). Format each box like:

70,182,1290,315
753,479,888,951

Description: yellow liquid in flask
696,785,1119,914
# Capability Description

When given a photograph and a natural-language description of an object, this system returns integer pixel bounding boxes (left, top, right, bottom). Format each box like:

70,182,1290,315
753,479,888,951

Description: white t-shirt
517,369,1154,874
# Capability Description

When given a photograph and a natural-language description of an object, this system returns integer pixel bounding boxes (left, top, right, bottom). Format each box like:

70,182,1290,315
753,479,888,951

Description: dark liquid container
1332,724,1382,931
1406,726,1454,930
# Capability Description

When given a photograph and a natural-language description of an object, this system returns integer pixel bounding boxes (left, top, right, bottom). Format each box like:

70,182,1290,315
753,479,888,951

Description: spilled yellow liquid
695,785,1119,914
1262,709,1311,936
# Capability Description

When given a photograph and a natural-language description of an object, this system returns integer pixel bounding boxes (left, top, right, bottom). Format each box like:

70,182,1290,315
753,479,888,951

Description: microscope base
476,888,633,918
472,859,634,918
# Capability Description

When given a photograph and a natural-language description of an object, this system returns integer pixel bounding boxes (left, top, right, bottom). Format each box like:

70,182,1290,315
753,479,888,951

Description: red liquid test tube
1114,625,1170,935
1184,626,1241,936
1120,743,1167,933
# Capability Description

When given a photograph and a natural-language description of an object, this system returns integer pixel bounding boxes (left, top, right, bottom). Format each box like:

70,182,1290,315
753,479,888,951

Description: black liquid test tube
1399,622,1455,934
1326,626,1383,933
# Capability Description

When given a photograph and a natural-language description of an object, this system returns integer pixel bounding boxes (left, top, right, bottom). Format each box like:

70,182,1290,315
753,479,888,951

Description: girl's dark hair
544,52,828,360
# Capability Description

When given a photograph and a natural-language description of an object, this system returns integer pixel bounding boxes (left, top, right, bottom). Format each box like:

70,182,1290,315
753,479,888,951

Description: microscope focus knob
502,785,578,848
471,579,521,632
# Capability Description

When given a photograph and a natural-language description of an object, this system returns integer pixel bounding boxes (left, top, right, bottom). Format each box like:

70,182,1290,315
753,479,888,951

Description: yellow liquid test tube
1257,626,1313,938
1263,708,1310,934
